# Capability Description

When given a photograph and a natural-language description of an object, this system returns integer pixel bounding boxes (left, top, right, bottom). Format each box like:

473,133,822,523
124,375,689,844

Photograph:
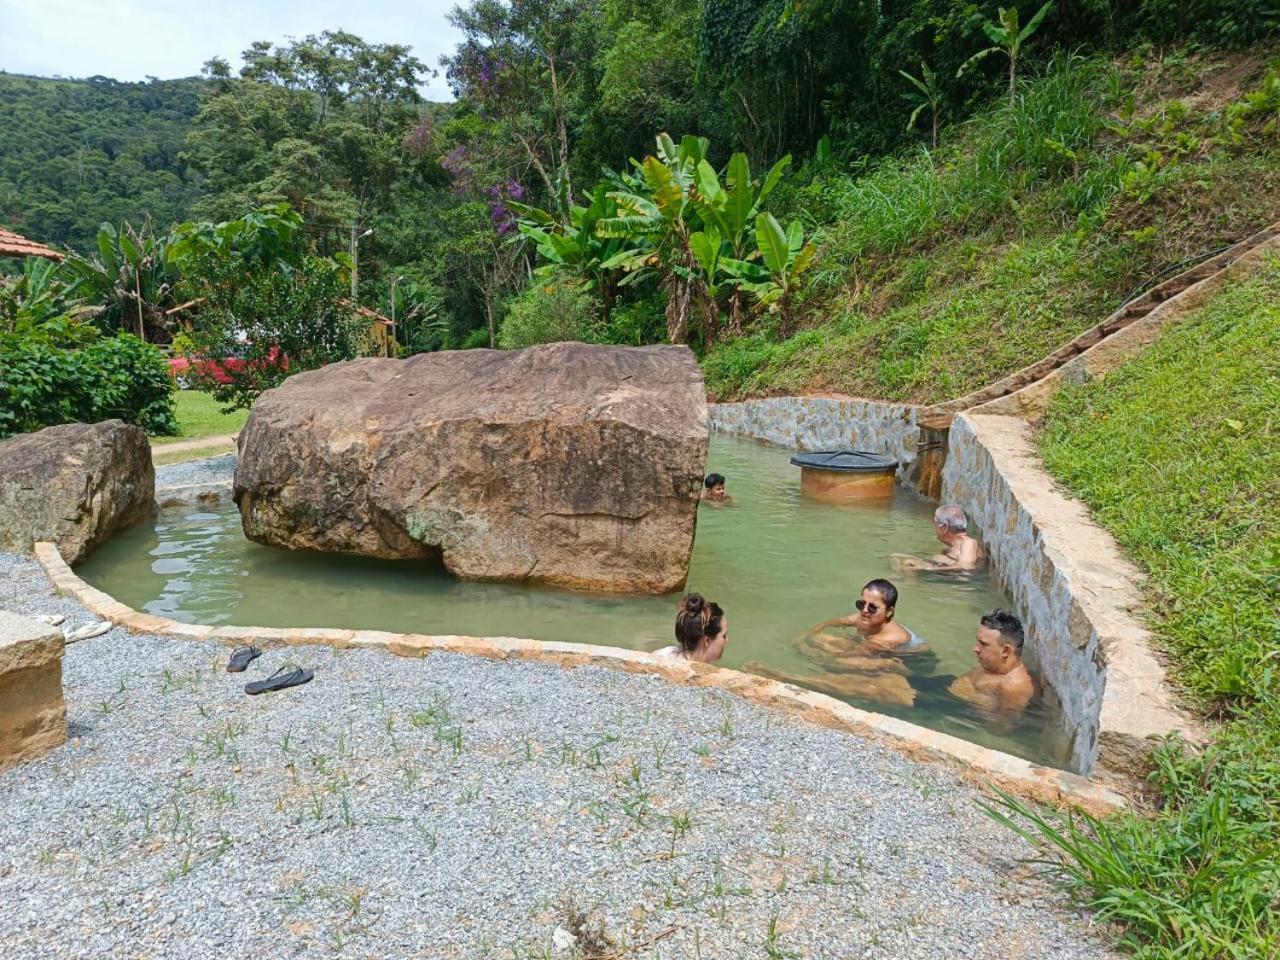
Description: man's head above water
933,505,969,543
974,609,1024,674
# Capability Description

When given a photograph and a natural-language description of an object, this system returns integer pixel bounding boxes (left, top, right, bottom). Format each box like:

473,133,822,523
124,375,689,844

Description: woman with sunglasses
795,579,929,668
743,579,927,708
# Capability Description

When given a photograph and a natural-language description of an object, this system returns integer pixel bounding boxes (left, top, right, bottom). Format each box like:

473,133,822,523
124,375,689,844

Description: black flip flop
226,646,263,673
245,665,314,696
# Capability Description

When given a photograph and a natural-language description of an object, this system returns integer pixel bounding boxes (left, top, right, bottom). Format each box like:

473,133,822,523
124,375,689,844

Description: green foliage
58,221,178,339
1041,261,1280,708
958,2,1055,103
497,277,601,349
0,74,204,252
0,333,177,438
704,52,1280,402
0,258,96,346
178,253,362,409
998,262,1280,959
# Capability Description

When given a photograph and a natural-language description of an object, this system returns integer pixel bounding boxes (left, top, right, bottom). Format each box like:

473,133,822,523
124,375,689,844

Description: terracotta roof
0,227,63,261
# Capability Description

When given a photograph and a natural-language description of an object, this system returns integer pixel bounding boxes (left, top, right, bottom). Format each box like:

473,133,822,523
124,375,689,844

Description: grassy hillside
0,73,205,252
704,48,1280,405
998,260,1280,958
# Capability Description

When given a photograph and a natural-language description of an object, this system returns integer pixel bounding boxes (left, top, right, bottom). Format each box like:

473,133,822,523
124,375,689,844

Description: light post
349,225,374,302
389,275,405,357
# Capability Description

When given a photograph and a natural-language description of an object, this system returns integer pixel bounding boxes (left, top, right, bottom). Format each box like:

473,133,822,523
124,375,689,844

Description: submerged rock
233,343,708,593
0,420,155,564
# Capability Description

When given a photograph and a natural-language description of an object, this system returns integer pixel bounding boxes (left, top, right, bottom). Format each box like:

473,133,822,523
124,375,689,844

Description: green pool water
79,436,1071,767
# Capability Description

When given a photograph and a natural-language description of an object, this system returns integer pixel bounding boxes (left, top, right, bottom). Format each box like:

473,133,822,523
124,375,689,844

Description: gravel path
0,554,1116,959
155,453,236,489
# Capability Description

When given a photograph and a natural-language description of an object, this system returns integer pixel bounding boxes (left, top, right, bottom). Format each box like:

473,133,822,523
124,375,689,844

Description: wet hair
705,601,726,641
675,593,711,651
862,578,898,610
934,504,968,534
980,609,1024,651
704,473,726,489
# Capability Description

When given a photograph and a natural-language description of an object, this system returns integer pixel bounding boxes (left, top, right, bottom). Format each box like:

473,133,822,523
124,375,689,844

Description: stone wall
709,396,927,482
0,610,66,771
942,413,1194,775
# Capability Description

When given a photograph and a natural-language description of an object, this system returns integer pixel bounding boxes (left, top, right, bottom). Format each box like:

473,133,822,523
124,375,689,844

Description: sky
0,0,463,100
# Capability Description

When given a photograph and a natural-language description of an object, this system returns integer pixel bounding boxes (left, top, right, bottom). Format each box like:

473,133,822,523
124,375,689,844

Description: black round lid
789,450,899,473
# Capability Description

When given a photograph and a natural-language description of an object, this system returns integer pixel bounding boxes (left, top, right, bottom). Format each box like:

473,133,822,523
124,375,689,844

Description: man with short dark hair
701,472,732,503
948,609,1036,712
892,504,986,572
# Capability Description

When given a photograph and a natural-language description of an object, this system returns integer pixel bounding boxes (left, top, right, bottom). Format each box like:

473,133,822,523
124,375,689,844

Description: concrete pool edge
35,539,1126,816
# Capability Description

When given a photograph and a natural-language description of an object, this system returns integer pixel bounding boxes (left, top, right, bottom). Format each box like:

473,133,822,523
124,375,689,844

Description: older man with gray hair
891,504,986,572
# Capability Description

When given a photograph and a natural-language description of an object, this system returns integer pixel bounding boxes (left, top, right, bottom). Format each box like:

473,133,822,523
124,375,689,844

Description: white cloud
0,0,462,100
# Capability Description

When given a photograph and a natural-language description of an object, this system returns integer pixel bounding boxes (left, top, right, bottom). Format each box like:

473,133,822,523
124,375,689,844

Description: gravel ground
155,453,236,489
0,553,1117,960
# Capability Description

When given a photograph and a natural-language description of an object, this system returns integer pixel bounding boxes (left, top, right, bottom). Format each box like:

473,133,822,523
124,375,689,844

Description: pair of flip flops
226,646,313,695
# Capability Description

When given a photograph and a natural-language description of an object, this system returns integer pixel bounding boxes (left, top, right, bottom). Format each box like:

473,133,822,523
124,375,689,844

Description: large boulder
0,420,155,564
234,343,708,593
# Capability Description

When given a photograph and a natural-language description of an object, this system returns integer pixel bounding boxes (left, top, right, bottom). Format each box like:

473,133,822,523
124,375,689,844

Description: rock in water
0,420,155,564
234,343,708,593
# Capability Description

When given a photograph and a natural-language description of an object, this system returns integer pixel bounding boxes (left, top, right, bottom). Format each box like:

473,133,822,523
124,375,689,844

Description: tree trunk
727,290,744,338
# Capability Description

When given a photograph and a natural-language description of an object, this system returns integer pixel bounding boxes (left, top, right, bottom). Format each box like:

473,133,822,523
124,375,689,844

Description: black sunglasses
854,599,881,614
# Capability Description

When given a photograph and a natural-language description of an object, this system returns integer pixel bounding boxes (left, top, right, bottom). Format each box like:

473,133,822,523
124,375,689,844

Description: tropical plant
958,2,1055,104
510,183,643,323
0,258,96,346
58,222,177,341
166,203,306,273
690,151,792,334
598,133,709,344
727,212,816,337
900,62,944,147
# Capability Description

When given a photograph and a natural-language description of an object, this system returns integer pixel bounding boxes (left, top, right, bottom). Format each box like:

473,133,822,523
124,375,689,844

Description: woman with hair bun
655,593,729,663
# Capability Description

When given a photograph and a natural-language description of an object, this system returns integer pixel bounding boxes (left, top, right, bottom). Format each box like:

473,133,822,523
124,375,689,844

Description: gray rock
0,420,154,564
233,343,708,593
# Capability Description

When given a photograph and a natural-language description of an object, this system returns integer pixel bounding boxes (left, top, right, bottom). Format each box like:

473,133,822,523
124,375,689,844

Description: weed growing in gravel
763,912,797,959
667,810,693,859
96,678,128,715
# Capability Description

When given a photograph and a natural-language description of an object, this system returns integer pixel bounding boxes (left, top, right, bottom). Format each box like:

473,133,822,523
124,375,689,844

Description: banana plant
690,151,791,335
957,1,1054,105
509,183,644,322
59,222,177,341
900,61,943,147
725,212,816,338
597,133,710,343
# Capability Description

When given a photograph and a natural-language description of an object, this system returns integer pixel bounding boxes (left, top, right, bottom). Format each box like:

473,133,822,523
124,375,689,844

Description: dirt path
150,432,237,454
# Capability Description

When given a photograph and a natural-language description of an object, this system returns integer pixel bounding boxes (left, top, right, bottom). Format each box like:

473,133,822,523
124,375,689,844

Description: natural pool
79,437,1070,767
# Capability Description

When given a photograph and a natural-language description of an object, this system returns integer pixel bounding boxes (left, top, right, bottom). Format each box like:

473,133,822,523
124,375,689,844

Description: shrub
179,254,363,410
0,333,177,439
497,279,600,349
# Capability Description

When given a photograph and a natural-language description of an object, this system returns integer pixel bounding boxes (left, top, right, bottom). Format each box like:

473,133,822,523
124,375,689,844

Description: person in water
799,578,929,663
948,609,1036,712
656,593,728,663
743,579,923,707
892,505,986,572
701,473,732,504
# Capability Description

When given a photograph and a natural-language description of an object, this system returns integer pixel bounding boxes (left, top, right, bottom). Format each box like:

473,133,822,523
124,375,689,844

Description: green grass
704,48,1280,403
991,260,1280,959
151,390,248,444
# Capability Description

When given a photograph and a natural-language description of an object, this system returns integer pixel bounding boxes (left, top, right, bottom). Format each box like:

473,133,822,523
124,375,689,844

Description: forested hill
0,73,205,252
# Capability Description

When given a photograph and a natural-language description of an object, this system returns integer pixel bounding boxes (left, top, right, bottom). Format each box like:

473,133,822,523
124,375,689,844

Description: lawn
994,257,1280,959
151,390,248,445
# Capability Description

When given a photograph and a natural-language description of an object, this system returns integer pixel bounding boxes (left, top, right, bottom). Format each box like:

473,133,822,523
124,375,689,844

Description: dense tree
0,73,204,252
